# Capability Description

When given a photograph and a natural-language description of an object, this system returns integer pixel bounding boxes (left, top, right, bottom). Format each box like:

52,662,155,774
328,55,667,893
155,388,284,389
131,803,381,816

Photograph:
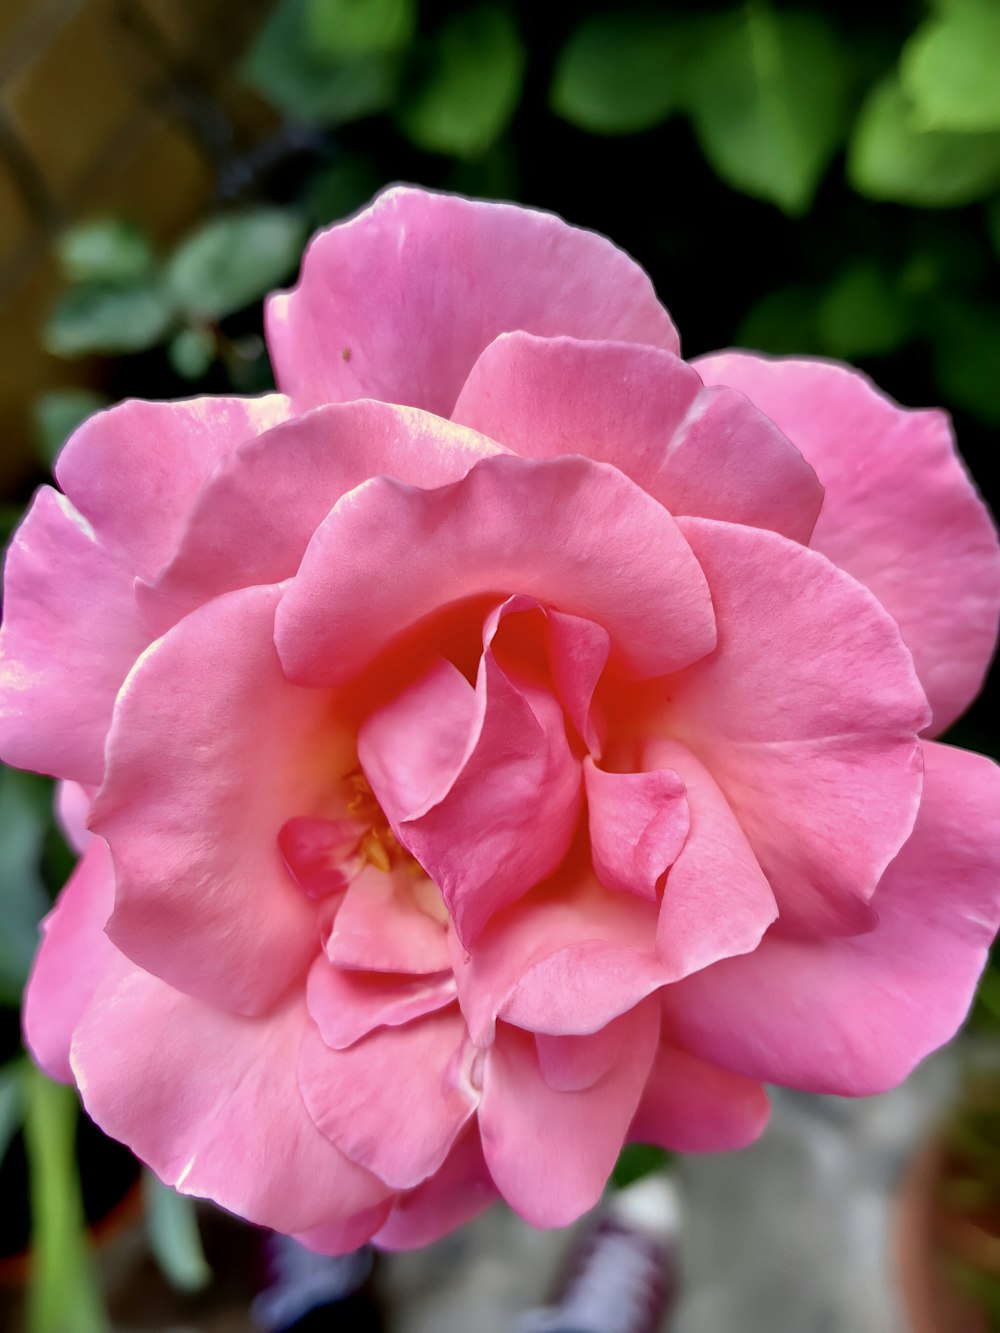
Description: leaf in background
0,1059,26,1166
549,11,714,137
397,4,526,160
848,74,1000,207
55,219,155,286
43,281,174,357
242,0,400,126
816,261,914,359
611,1143,672,1189
0,767,54,1006
735,284,823,354
901,0,1000,133
166,210,307,322
31,389,109,467
930,296,1000,425
299,156,383,227
24,1068,109,1333
306,0,416,57
686,6,850,216
143,1171,212,1292
167,327,217,380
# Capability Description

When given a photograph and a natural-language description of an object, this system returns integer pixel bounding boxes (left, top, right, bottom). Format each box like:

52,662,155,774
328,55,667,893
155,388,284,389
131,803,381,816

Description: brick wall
0,0,274,495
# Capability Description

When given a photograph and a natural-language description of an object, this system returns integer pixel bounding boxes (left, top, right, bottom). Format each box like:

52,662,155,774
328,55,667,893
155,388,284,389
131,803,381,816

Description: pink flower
3,187,1000,1249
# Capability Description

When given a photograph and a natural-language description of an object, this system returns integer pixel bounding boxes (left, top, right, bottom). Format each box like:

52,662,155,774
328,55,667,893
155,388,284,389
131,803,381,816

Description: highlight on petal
478,1002,659,1228
453,334,823,542
91,585,343,1015
662,742,1000,1095
695,352,1000,733
71,964,391,1236
669,517,929,936
276,454,716,687
23,839,118,1083
585,757,688,900
630,1044,770,1152
267,185,678,415
0,488,151,786
138,402,504,635
298,1008,479,1189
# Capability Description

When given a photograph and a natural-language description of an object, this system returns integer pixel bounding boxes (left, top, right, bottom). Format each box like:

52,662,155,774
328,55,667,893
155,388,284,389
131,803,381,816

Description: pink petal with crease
326,866,451,975
307,954,455,1049
585,757,688,900
374,1126,497,1251
630,1045,770,1152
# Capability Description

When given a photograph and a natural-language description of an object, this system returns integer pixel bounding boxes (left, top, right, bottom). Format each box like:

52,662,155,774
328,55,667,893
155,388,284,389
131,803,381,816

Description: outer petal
478,1003,659,1228
669,517,929,935
55,394,291,579
373,1126,498,1251
70,961,391,1235
267,186,678,415
298,1009,478,1189
630,1045,770,1152
695,352,1000,732
22,839,117,1083
0,489,151,785
662,742,1000,1094
585,758,688,901
138,402,504,635
91,585,336,1015
361,654,582,945
276,454,716,686
453,335,822,542
55,781,92,854
306,954,455,1050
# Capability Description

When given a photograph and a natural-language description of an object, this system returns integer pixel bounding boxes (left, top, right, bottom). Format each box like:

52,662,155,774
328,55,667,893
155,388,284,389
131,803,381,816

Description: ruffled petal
267,186,678,415
71,962,391,1235
276,454,716,687
306,954,455,1049
373,1126,497,1251
298,1008,478,1189
695,352,1000,733
478,1002,659,1228
585,757,688,901
669,517,929,935
662,742,1000,1094
92,585,336,1015
0,489,151,785
22,839,117,1083
630,1044,770,1152
453,334,822,542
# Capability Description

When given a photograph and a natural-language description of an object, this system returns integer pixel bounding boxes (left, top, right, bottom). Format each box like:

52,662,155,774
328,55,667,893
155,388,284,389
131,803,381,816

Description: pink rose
3,187,1000,1249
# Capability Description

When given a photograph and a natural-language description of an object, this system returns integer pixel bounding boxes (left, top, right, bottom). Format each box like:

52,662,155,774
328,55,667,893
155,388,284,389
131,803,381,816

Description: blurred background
2,0,1000,1329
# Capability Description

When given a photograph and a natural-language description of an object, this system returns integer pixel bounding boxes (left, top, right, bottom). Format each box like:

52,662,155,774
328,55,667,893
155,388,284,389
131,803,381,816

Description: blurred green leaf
167,327,217,380
0,1060,26,1165
55,219,154,286
242,0,400,125
31,389,109,466
143,1172,211,1292
44,281,174,357
24,1068,108,1333
299,156,383,227
686,5,850,215
549,11,713,137
816,261,913,359
397,4,526,159
611,1143,672,1189
306,0,416,56
930,296,1000,424
166,209,306,322
848,74,1000,207
901,0,1000,133
736,284,823,354
0,767,53,1005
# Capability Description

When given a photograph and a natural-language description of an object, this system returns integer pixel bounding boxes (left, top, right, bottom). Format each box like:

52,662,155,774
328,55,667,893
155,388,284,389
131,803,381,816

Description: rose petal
373,1126,498,1251
0,489,151,785
298,1008,478,1189
662,741,1000,1094
276,454,716,687
585,757,689,901
453,334,822,542
267,186,678,415
295,1202,393,1256
92,585,336,1015
535,1023,629,1093
71,961,391,1235
327,866,451,975
22,839,117,1083
307,953,455,1049
694,352,1000,733
55,781,92,854
630,1045,770,1152
479,1002,659,1228
138,402,503,635
55,394,291,579
669,517,929,935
